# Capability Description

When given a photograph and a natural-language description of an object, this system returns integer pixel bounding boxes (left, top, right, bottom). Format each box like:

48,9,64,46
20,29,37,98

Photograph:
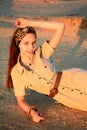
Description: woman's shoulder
37,41,55,59
11,63,18,74
11,62,22,75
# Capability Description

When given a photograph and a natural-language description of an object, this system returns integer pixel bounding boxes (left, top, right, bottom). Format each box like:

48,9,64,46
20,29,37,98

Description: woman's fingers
15,18,23,27
15,19,20,27
32,112,44,122
15,18,29,28
33,116,44,123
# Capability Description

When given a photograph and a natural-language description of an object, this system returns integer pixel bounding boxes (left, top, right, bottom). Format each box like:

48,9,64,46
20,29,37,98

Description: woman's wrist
30,109,36,117
27,106,44,122
27,106,37,117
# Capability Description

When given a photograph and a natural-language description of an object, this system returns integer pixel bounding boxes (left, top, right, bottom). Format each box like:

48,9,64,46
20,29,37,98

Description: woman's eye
24,42,29,45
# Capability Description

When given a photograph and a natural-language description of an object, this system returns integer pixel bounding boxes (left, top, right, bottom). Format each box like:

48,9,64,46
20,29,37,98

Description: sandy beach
0,0,87,130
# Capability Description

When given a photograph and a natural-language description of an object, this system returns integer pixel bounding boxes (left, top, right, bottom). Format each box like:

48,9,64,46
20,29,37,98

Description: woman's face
19,33,36,58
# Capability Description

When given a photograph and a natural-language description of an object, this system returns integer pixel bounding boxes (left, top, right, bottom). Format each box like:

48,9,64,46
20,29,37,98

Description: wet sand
0,0,87,130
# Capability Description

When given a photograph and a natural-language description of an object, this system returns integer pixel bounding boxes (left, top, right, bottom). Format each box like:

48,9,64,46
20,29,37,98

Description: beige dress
11,41,87,112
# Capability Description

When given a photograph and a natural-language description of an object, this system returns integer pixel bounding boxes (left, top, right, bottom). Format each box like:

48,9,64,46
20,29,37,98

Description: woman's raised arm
15,18,65,49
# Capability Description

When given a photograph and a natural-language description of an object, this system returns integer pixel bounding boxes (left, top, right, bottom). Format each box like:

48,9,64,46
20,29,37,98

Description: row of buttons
29,63,47,68
61,86,87,95
27,81,51,87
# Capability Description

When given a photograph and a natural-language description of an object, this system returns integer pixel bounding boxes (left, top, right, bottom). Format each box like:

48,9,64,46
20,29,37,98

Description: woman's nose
28,44,33,49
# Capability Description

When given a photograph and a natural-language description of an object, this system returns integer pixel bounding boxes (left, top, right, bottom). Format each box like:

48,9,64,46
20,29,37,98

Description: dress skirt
53,68,87,111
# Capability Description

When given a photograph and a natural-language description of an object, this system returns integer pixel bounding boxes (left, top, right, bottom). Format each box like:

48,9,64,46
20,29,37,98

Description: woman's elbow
60,22,65,31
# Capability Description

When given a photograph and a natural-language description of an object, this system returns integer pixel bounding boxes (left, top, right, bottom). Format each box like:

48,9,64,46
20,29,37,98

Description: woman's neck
20,55,33,66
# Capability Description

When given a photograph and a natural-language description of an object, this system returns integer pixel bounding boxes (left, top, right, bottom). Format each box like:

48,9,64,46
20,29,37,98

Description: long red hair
6,27,37,88
6,29,20,88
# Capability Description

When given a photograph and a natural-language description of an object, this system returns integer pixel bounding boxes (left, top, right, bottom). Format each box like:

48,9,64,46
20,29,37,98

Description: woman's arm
15,18,65,49
16,96,44,122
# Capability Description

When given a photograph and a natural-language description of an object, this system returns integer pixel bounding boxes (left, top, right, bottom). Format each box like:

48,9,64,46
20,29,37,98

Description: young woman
6,18,87,123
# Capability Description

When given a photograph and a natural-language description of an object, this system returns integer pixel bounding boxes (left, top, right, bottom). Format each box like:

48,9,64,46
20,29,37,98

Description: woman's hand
16,96,44,123
15,18,29,28
30,108,44,123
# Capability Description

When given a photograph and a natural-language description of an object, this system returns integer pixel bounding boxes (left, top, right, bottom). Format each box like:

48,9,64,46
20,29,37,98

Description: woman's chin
27,53,33,58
